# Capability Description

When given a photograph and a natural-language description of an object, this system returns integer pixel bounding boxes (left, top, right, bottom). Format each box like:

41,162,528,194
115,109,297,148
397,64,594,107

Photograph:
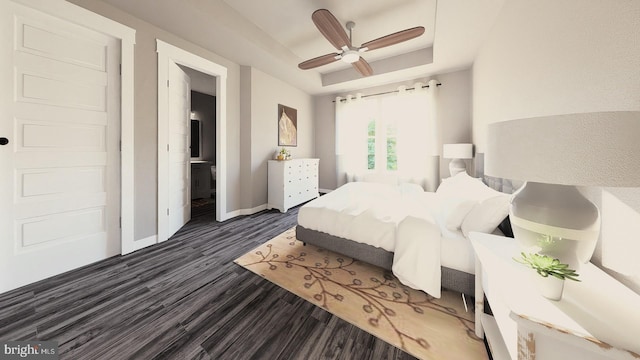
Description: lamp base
449,159,467,177
510,182,600,269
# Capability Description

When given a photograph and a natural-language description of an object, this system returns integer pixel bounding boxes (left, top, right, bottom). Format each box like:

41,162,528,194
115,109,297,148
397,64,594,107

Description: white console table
470,232,640,360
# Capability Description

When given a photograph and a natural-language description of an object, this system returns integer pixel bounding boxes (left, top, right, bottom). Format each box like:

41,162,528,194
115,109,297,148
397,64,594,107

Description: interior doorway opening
181,66,217,218
156,40,228,244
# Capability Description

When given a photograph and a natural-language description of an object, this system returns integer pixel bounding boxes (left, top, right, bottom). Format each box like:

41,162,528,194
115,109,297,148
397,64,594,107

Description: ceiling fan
298,9,425,77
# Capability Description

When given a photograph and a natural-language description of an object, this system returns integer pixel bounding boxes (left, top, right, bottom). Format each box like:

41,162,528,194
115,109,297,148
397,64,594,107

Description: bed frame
296,225,475,297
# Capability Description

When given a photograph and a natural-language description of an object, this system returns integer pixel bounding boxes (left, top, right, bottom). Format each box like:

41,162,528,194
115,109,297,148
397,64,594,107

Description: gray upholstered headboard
474,153,524,194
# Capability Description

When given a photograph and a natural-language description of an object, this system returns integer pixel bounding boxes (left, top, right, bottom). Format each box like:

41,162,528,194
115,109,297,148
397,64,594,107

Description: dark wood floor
0,202,420,359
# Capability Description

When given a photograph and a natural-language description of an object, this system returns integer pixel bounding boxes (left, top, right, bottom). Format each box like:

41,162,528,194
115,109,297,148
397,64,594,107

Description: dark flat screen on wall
191,119,200,157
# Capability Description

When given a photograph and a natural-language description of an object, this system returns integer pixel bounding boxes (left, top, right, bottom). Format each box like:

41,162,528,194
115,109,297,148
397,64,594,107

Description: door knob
0,138,8,145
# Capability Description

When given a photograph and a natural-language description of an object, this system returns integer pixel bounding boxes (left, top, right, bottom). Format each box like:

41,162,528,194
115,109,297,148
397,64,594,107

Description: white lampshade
486,111,640,269
442,143,473,160
486,111,640,186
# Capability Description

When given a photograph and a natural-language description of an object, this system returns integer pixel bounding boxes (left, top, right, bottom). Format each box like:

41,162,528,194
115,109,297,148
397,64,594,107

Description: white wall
472,0,640,292
243,67,314,208
314,68,473,191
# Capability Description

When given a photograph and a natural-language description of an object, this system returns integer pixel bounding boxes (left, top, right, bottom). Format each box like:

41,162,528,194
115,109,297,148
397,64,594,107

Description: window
386,123,397,170
366,110,398,171
335,84,436,187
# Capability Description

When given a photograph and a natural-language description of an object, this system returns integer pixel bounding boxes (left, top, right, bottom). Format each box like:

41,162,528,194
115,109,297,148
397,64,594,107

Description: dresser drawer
268,158,320,213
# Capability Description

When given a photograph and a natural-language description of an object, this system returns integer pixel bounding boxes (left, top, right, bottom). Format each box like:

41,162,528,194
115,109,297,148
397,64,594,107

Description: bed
296,172,513,298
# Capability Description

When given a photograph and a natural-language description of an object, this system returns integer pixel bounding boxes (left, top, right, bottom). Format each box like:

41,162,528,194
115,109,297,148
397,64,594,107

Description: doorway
182,67,217,218
156,40,228,243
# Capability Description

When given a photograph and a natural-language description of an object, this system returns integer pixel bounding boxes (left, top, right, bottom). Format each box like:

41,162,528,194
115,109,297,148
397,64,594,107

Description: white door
0,2,121,293
167,61,191,238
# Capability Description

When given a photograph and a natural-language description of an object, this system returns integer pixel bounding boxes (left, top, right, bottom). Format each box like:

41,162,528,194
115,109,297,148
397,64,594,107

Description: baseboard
224,204,268,219
319,188,334,194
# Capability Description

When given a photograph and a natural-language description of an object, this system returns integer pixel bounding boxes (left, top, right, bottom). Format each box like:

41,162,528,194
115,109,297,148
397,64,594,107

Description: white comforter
393,214,443,298
297,182,446,297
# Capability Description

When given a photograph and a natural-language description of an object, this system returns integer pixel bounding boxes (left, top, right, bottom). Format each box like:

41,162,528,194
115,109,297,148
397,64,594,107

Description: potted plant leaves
515,252,580,300
277,147,291,160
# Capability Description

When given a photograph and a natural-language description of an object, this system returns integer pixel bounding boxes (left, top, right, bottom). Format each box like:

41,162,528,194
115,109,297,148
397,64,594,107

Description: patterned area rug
234,228,487,360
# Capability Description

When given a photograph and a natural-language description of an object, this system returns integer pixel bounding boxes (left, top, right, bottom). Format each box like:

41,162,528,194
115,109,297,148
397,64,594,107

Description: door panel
0,1,120,293
166,61,191,238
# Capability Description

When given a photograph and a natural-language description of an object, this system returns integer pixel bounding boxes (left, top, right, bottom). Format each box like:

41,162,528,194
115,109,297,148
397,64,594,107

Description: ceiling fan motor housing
341,49,360,63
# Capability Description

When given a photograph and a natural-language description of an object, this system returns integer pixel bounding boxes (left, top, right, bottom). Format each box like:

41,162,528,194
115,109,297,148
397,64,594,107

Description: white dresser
267,158,319,213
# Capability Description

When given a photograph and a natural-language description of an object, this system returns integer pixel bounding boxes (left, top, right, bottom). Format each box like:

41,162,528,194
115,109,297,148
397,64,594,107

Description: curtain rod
332,82,442,103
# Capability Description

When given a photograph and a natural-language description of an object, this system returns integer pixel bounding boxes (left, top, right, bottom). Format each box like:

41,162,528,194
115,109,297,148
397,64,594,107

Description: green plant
514,252,581,281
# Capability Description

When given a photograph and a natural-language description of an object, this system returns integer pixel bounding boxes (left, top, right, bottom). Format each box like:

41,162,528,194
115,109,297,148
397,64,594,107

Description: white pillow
461,195,511,237
363,173,399,185
399,182,424,194
441,197,477,230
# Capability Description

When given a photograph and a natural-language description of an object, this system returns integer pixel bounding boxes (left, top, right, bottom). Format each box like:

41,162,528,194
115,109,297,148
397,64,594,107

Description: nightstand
470,232,640,360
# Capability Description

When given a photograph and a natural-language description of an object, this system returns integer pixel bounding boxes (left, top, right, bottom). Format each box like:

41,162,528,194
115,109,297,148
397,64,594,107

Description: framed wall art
278,104,297,146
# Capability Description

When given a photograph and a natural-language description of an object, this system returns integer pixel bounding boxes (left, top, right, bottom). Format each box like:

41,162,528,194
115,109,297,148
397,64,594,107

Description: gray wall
244,67,314,208
313,94,337,191
182,66,216,97
472,0,640,293
68,0,253,239
314,68,473,191
69,1,317,236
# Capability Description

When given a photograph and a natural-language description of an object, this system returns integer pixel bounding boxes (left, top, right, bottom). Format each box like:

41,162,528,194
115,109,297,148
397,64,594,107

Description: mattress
297,182,429,252
298,181,476,274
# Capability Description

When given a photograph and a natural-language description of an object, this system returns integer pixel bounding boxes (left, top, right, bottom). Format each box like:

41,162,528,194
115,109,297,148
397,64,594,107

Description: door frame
156,40,228,243
11,0,136,254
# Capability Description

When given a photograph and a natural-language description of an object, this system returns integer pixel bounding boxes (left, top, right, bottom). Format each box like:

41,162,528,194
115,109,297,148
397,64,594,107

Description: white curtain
335,94,371,186
335,80,440,189
389,79,440,190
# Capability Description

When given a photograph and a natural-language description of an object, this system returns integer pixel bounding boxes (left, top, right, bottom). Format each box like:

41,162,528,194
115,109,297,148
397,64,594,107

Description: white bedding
297,182,476,273
297,182,424,251
297,175,509,298
298,182,458,298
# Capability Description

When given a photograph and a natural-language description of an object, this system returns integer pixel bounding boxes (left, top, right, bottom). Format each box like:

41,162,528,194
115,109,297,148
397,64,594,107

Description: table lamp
443,143,473,176
485,111,640,269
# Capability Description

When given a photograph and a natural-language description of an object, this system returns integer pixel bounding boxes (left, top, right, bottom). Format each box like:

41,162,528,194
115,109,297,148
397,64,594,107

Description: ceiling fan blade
298,53,340,70
352,58,373,77
312,9,351,50
360,26,425,52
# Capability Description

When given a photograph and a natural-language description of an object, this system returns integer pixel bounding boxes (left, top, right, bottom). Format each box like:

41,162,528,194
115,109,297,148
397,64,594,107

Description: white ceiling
101,0,505,95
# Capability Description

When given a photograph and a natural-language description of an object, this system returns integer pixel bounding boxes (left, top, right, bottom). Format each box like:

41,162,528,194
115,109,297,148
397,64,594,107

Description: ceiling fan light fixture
300,9,425,76
341,49,360,63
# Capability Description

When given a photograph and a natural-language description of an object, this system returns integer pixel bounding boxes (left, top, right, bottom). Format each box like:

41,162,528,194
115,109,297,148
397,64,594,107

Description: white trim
12,0,137,255
319,188,333,194
225,204,268,219
119,21,136,255
156,40,228,243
